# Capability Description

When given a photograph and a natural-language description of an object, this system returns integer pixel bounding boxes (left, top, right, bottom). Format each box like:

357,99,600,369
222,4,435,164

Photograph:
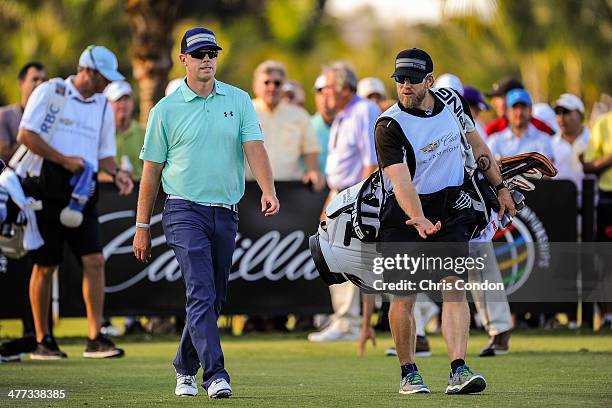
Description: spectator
463,86,490,140
484,77,554,136
551,94,590,190
584,111,612,328
357,77,387,110
533,103,560,135
584,111,612,238
251,60,324,191
434,73,464,94
101,80,147,336
0,62,47,162
282,79,306,107
311,75,336,173
17,45,133,359
103,81,145,180
487,88,554,160
308,62,380,342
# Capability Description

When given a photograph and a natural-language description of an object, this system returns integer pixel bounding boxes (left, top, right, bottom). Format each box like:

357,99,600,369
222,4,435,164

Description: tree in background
0,0,128,104
126,0,178,126
0,0,609,121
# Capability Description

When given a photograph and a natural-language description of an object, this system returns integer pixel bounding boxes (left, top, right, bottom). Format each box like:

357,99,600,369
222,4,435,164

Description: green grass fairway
1,331,611,407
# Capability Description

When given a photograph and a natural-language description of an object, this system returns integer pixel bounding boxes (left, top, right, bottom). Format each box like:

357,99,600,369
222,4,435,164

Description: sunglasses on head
189,49,218,60
393,74,429,85
264,79,283,87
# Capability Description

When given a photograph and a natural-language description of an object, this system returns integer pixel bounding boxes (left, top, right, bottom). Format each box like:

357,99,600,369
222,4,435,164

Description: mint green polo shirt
140,79,263,205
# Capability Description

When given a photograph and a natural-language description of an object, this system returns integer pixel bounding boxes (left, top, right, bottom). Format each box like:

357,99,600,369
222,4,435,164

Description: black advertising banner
58,182,333,317
0,179,586,318
500,180,577,313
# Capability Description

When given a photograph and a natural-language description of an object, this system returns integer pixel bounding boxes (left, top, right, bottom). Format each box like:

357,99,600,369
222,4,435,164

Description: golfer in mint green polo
133,27,279,399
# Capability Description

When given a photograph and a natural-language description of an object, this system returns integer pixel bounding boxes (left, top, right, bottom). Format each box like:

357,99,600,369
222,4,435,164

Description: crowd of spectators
1,49,611,362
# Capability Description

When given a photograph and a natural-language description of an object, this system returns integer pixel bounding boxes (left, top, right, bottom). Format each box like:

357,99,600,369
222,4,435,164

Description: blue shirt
311,113,331,173
140,79,263,204
325,95,380,189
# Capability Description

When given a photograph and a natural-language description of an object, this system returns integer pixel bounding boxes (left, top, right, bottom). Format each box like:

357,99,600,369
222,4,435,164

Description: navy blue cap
181,27,222,54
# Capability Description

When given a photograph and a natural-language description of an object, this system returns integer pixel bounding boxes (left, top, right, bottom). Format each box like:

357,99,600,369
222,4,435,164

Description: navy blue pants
162,199,238,389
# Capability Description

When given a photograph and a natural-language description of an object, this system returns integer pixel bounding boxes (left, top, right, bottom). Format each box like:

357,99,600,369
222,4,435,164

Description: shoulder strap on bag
432,87,477,177
351,171,383,242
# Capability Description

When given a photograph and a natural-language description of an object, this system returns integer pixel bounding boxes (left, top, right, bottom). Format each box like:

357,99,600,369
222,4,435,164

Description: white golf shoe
207,378,232,399
175,372,198,397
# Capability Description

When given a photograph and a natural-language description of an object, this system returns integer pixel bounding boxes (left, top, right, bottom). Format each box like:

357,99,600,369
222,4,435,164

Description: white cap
165,78,184,96
434,73,464,95
314,74,326,92
104,81,132,102
78,45,124,81
554,93,584,114
357,77,386,99
532,103,560,134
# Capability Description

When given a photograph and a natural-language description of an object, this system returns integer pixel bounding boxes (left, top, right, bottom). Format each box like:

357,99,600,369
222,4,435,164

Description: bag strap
351,171,381,242
432,87,477,176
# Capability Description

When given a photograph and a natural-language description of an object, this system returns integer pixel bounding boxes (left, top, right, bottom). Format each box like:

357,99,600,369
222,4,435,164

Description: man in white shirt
551,93,590,190
488,88,554,160
17,45,133,360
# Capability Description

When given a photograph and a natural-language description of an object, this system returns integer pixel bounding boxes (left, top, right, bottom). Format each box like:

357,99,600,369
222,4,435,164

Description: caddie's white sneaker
307,326,359,342
207,378,232,399
175,372,198,397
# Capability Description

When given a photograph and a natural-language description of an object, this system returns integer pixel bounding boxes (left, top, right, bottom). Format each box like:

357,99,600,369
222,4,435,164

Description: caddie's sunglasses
189,49,219,60
393,74,430,85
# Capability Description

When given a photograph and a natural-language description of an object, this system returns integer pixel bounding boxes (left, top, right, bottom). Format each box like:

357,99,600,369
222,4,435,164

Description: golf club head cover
60,161,95,228
500,152,557,180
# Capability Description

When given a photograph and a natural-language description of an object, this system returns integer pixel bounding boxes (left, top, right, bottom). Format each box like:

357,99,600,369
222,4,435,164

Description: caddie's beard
402,86,428,109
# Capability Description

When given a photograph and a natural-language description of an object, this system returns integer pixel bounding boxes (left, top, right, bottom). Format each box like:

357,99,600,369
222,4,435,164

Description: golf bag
309,152,557,290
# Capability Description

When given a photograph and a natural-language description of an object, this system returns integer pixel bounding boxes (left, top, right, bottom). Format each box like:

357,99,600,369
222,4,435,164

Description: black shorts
379,193,477,296
21,161,102,266
380,192,475,243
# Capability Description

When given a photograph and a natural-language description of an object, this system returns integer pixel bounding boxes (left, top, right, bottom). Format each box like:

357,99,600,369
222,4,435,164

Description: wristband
494,180,508,191
135,222,150,229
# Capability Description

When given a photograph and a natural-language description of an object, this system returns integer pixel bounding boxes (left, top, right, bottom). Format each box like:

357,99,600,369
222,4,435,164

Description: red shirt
485,116,554,136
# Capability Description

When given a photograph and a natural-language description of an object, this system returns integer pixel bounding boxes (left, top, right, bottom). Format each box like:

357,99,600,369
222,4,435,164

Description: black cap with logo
391,48,434,82
485,77,523,98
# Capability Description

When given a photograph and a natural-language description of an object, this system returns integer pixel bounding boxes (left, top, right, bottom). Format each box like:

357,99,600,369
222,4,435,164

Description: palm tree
126,0,178,126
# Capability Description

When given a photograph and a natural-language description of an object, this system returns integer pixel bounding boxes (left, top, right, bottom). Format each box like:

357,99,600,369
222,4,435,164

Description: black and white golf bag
309,152,557,290
309,171,386,290
310,87,558,290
